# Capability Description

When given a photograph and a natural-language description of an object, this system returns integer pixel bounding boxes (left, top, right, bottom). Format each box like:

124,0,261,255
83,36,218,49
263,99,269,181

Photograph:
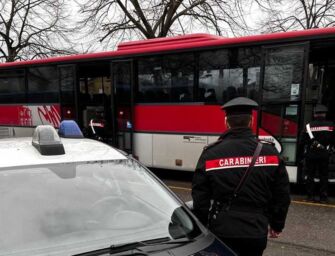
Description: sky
68,0,263,53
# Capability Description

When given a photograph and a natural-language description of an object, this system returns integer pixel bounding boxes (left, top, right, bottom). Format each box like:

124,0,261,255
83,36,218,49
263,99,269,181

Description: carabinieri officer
192,97,291,256
299,104,335,203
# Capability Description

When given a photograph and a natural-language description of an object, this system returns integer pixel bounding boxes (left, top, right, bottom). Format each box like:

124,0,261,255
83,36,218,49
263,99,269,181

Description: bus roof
1,27,335,69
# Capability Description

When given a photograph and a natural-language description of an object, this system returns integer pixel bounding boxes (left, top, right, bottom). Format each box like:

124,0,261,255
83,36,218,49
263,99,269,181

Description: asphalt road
152,169,335,256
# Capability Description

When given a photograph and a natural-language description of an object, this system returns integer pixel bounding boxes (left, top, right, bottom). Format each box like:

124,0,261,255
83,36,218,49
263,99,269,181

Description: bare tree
78,0,250,48
257,0,335,32
0,0,76,62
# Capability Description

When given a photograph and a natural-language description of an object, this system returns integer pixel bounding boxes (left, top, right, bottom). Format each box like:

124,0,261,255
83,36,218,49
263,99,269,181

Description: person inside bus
86,109,111,143
204,88,217,102
299,104,335,203
222,86,237,103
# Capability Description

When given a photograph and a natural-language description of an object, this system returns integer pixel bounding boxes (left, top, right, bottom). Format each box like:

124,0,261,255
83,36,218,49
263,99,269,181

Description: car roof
0,137,127,169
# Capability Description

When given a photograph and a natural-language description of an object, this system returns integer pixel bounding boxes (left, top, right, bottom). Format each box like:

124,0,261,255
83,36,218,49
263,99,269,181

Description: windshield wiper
109,237,170,255
73,236,194,256
109,236,195,255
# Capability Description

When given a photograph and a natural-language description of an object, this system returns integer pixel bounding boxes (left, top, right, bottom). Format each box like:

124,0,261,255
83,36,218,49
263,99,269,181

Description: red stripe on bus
205,155,279,171
134,105,235,133
133,104,300,135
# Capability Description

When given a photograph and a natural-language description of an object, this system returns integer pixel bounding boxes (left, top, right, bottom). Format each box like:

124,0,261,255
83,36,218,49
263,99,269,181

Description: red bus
1,28,335,183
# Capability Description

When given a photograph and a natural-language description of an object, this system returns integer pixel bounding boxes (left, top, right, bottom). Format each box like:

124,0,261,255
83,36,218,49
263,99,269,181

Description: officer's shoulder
203,131,230,151
258,139,274,146
258,139,277,150
203,139,223,151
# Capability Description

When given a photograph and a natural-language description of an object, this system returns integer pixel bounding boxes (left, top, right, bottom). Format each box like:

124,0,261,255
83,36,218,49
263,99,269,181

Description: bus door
307,40,335,180
77,62,112,141
111,61,134,154
58,65,77,122
259,43,309,183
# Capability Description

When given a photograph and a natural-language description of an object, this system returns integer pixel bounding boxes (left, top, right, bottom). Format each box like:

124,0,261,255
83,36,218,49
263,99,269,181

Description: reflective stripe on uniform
306,124,334,138
306,123,314,139
309,126,334,132
205,155,279,172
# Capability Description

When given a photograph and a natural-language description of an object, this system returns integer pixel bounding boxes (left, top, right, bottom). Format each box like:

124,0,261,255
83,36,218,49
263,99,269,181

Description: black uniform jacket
192,128,290,238
299,119,335,159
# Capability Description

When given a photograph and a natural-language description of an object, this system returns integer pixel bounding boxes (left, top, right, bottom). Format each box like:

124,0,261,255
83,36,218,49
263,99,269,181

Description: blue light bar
58,120,84,138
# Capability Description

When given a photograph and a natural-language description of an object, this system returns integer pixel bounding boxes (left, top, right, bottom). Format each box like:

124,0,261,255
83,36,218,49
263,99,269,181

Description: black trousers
219,237,267,256
305,157,329,199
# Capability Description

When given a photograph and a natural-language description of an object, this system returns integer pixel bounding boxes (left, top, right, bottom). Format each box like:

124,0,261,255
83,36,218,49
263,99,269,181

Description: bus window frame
0,68,26,104
136,52,196,104
111,59,135,154
27,65,60,104
57,64,78,121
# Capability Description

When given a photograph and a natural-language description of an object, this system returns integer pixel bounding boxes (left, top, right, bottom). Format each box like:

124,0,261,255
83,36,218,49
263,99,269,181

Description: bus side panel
134,104,254,172
133,133,153,167
133,104,298,182
286,166,298,183
152,134,208,171
208,135,220,144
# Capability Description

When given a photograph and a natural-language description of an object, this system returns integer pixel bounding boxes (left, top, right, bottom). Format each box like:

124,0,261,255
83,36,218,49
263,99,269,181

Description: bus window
247,67,261,101
59,67,75,105
262,46,304,102
0,70,25,103
138,57,168,102
222,68,243,102
27,66,59,103
165,54,194,102
137,53,194,103
198,47,261,104
88,77,105,105
199,49,228,103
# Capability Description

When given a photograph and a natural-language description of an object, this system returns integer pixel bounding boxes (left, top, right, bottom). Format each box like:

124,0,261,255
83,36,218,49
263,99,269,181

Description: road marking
268,240,335,254
291,200,335,208
168,185,192,191
167,185,335,208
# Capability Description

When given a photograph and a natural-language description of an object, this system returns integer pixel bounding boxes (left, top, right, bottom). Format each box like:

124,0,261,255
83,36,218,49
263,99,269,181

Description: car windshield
0,159,201,256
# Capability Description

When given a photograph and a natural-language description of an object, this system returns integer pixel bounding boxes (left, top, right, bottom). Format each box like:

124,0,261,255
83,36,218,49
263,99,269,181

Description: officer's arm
268,158,291,233
192,152,212,226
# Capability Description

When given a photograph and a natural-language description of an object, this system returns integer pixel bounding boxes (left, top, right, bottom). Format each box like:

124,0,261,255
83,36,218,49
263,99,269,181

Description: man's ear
249,116,253,128
225,117,230,129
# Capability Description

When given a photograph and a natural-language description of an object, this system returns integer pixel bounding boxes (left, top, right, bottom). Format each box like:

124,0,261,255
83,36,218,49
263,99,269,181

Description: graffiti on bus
0,105,61,127
18,106,33,126
37,105,61,127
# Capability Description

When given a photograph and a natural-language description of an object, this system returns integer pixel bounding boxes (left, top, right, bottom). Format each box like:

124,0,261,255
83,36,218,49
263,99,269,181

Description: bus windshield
0,159,201,256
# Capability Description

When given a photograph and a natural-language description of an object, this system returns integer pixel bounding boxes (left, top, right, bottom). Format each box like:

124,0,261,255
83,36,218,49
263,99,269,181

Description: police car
0,121,235,256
